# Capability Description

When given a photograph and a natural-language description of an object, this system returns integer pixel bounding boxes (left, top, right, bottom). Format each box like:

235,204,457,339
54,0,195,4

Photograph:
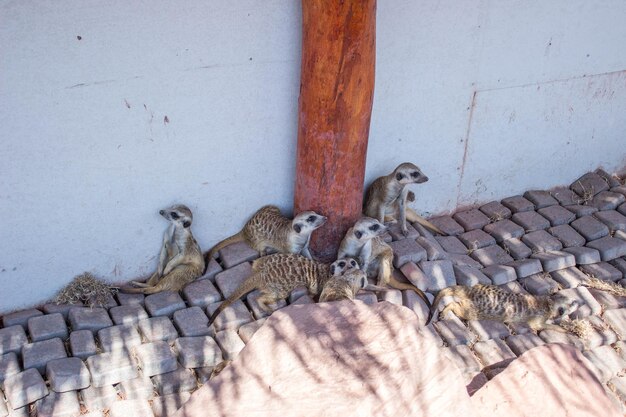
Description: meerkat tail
405,210,446,236
130,281,151,288
119,285,155,294
205,231,246,261
386,275,431,309
208,275,259,326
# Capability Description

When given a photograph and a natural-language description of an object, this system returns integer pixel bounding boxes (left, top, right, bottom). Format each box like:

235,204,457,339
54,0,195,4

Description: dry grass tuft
582,277,626,297
560,318,593,339
54,272,118,307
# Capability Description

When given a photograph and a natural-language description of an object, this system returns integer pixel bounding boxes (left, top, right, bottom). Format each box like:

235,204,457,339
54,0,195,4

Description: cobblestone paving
1,169,626,416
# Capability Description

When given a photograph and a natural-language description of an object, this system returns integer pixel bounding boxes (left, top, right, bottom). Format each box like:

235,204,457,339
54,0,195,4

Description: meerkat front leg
359,241,373,272
162,252,185,276
300,235,313,259
398,187,410,235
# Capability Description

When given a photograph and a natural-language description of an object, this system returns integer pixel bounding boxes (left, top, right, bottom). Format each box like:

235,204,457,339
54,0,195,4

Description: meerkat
319,258,387,302
337,217,431,308
123,204,205,294
427,284,580,331
364,162,445,236
205,205,326,261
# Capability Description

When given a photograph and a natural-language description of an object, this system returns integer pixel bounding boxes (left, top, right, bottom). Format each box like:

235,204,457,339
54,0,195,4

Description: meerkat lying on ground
319,258,383,302
364,162,445,236
428,284,580,331
206,205,326,261
338,217,431,308
123,204,204,294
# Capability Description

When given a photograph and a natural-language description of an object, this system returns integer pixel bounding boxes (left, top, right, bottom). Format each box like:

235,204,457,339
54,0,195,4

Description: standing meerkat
205,205,326,261
123,204,205,294
427,284,579,331
364,162,445,236
337,217,431,308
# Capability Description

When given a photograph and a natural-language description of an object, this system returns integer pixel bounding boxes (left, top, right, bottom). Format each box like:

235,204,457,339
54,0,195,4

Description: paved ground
1,168,626,416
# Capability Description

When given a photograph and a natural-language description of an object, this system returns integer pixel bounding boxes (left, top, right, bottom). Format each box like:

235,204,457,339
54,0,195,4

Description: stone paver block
468,320,510,341
206,300,253,332
571,171,610,197
402,290,430,325
434,236,467,254
506,259,543,278
68,307,112,333
472,338,516,367
380,231,393,243
389,238,427,267
470,245,514,267
288,286,308,304
549,267,588,288
69,330,97,360
501,238,532,260
137,316,178,343
449,254,484,269
538,205,576,226
3,368,48,409
429,215,464,236
519,273,559,296
22,337,67,374
86,350,138,387
595,210,626,232
144,291,186,317
483,220,524,243
202,257,223,282
247,290,287,320
174,336,222,369
42,304,76,319
583,345,626,382
603,308,626,337
152,367,197,395
501,195,534,213
608,376,626,406
539,329,584,350
0,352,20,383
580,262,622,282
416,236,448,260
444,345,481,373
109,305,149,326
567,204,599,218
215,262,253,299
355,292,378,305
512,210,551,232
508,321,533,335
505,333,545,356
558,287,602,318
581,315,619,350
2,309,42,330
109,399,154,417
387,222,419,240
620,202,626,216
173,306,213,337
549,224,586,247
551,187,583,206
611,258,626,275
613,185,626,196
523,190,558,209
415,260,456,292
587,236,626,261
88,294,118,309
596,169,622,187
182,279,222,308
433,316,477,346
458,229,496,250
35,391,81,417
400,262,429,291
481,265,517,285
453,209,490,231
530,250,576,272
119,373,156,400
215,329,245,361
571,215,610,241
218,241,258,269
238,319,267,344
420,323,444,347
479,201,512,221
116,292,145,306
589,288,626,310
592,191,625,211
378,287,403,305
80,384,118,411
47,357,90,392
27,313,68,343
453,265,490,286
521,230,563,252
135,341,178,377
151,392,191,417
499,281,529,294
562,246,601,264
0,326,28,356
98,324,142,352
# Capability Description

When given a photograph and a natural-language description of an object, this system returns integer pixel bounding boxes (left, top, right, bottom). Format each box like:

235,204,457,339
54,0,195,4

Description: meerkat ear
183,220,191,228
293,223,302,233
354,230,363,239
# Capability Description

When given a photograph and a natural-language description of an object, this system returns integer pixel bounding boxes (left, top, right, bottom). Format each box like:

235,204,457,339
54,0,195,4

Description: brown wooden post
294,0,376,261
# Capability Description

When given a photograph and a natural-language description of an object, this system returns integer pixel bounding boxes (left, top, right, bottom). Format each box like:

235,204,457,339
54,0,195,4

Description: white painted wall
1,0,625,312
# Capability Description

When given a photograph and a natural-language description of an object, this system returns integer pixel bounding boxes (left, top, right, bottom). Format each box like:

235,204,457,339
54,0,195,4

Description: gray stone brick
68,307,112,333
215,329,245,361
47,357,90,392
2,309,42,330
0,352,20,384
415,260,456,292
387,222,419,240
613,185,626,196
152,367,197,395
27,313,68,343
611,257,626,275
512,211,550,232
174,336,222,369
433,316,477,346
550,267,588,288
182,279,222,309
483,220,524,243
219,241,258,269
246,290,287,320
620,202,626,216
0,326,28,356
416,236,448,260
401,290,429,325
558,287,602,318
22,338,67,375
355,292,378,305
444,345,481,373
595,210,626,233
420,323,444,347
596,169,622,187
109,399,154,417
429,215,464,236
501,238,532,260
35,391,81,417
206,300,252,332
508,321,533,335
449,254,484,269
571,172,610,197
80,385,118,411
380,231,393,243
549,224,586,247
592,191,626,211
86,350,138,387
616,229,626,240
468,320,510,341
472,338,516,366
119,373,156,400
144,291,186,318
452,265,490,287
109,305,149,326
608,376,626,406
499,281,529,294
587,236,626,261
501,195,534,213
0,389,8,416
567,204,599,218
518,273,559,296
506,259,543,278
538,205,576,226
530,250,576,272
151,392,191,417
479,201,512,221
603,308,626,337
87,294,118,309
458,229,496,250
521,230,563,252
42,304,75,319
3,368,48,409
238,319,267,344
137,317,178,343
134,341,177,377
173,306,213,337
97,325,142,352
377,288,403,305
539,329,584,350
571,215,610,241
202,257,223,282
562,246,601,264
470,245,514,267
523,190,558,209
589,288,626,310
453,209,490,231
69,330,96,360
482,265,516,285
290,294,315,305
434,236,467,254
583,345,626,382
505,333,545,356
551,187,582,206
580,262,622,282
581,315,619,350
389,239,427,267
116,292,145,307
215,262,252,299
288,286,308,304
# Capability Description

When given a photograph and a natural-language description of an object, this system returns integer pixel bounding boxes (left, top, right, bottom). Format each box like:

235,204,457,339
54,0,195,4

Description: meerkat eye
370,224,380,231
170,212,179,219
396,173,404,180
338,261,346,268
354,230,363,239
307,215,316,223
350,260,357,267
557,307,565,316
411,171,419,178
